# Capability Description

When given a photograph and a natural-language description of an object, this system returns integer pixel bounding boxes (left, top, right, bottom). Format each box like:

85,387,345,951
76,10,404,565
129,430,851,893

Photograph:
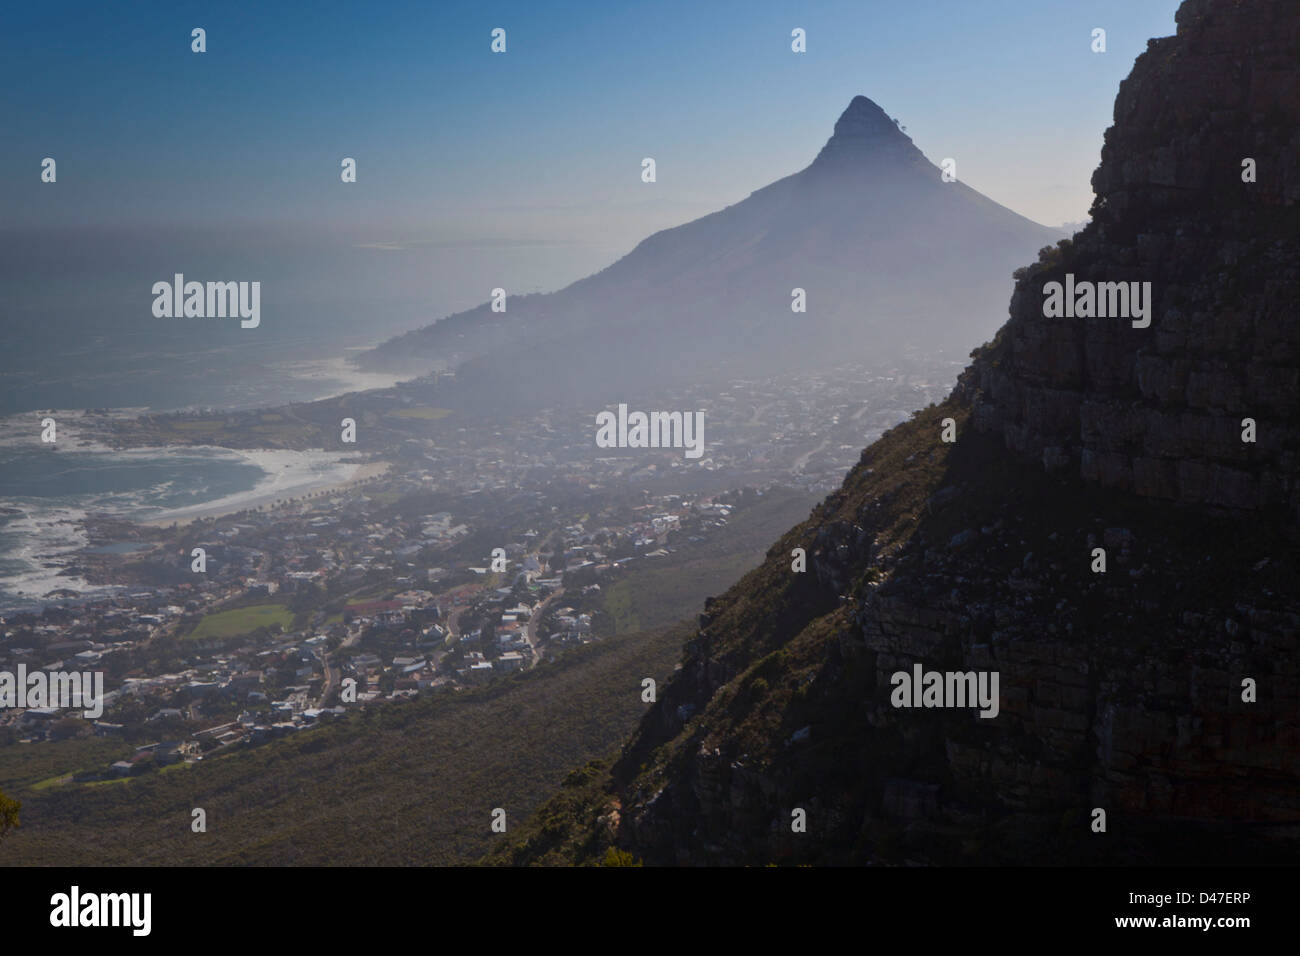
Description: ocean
0,222,609,609
0,227,411,609
0,440,363,609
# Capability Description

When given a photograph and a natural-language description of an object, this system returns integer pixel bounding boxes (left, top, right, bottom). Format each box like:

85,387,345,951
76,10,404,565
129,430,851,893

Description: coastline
139,459,391,529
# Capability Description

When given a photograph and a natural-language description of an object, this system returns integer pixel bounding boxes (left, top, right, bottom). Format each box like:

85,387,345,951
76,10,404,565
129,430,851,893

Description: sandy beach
140,459,391,529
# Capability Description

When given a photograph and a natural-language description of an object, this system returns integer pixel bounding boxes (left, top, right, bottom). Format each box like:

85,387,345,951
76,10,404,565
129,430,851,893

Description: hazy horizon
5,1,1179,244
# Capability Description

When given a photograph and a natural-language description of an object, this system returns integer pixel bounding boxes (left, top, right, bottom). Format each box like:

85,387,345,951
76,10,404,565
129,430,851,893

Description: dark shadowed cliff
491,0,1300,866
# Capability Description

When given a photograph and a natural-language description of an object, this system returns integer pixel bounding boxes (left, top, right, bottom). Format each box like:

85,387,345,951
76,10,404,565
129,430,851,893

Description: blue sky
3,0,1181,265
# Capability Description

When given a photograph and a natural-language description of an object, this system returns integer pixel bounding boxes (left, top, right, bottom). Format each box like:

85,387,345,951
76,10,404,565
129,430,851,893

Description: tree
0,788,19,843
600,847,641,867
50,717,83,741
290,582,325,614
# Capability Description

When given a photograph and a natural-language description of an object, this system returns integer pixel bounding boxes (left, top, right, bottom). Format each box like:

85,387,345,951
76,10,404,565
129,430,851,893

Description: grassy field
387,407,453,421
188,603,293,640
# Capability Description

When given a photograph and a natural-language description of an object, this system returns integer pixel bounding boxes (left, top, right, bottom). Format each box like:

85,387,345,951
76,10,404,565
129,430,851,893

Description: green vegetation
0,620,689,865
601,847,642,867
128,416,326,449
387,407,453,421
486,758,623,866
187,603,293,641
0,738,123,794
0,788,18,843
600,488,817,634
0,482,818,865
495,404,1005,864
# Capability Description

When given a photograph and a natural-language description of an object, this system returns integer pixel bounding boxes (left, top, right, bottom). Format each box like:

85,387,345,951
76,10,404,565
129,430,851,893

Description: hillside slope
493,0,1300,866
0,488,815,866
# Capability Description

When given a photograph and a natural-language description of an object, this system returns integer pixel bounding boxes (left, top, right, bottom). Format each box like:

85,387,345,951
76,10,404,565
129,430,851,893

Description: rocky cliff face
604,405,1299,865
964,0,1300,519
500,0,1300,867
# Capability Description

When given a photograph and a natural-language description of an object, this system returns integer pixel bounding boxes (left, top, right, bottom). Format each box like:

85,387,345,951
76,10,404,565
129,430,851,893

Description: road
523,587,565,665
316,624,361,704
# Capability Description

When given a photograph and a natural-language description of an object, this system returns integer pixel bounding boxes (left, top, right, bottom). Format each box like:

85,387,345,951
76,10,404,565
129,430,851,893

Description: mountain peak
809,95,921,169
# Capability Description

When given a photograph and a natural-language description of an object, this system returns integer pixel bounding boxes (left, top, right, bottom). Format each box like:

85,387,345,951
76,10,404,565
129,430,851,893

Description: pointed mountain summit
362,96,1062,408
808,95,927,170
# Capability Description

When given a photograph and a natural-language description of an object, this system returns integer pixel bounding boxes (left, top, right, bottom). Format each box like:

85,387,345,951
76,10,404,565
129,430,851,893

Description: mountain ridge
358,96,1062,408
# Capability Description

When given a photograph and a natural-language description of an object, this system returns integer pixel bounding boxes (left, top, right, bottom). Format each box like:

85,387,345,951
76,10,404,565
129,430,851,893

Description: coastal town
0,357,957,785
